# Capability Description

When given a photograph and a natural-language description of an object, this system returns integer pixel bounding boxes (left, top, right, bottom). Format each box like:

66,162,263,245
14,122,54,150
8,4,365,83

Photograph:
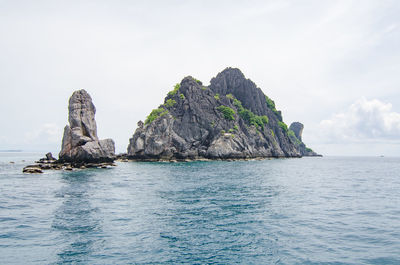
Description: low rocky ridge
22,152,116,173
127,67,320,161
23,90,116,173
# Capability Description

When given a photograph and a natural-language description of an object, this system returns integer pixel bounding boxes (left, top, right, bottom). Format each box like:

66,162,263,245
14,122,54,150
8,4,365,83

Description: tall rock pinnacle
59,89,115,162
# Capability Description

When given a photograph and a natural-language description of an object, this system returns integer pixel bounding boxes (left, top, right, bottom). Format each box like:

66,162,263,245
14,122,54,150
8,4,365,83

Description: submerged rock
59,89,115,163
23,166,43,174
127,67,319,160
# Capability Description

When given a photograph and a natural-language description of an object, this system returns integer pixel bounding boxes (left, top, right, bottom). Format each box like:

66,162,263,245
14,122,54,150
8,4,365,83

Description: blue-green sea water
0,153,399,264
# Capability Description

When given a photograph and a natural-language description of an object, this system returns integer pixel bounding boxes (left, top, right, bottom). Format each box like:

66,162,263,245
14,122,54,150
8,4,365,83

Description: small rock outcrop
127,67,319,160
45,152,55,161
23,90,116,173
289,122,321,156
22,166,43,174
59,89,115,163
289,122,304,141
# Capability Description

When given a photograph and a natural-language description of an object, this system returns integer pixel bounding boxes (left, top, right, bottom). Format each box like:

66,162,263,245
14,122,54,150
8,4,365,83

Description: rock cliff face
127,68,319,160
59,89,115,162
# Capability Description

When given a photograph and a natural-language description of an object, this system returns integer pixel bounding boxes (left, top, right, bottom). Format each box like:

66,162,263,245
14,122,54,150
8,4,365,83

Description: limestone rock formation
289,122,321,156
127,67,320,160
289,122,304,141
59,89,115,162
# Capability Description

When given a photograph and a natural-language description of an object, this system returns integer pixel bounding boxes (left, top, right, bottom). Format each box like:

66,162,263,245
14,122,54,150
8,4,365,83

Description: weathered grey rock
210,68,272,117
36,152,56,163
59,89,115,163
206,133,245,159
45,152,56,161
127,68,319,160
23,166,43,173
288,122,321,157
289,122,304,141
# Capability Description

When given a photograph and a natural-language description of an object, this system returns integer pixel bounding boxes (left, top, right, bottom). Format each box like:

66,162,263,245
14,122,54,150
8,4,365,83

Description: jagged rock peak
209,68,250,94
59,89,115,163
180,76,203,90
209,67,274,117
67,89,98,140
212,67,247,83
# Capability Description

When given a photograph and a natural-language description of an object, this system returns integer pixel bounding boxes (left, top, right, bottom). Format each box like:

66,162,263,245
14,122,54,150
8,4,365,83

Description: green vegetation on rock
288,130,301,145
217,105,235,121
214,93,220,100
265,95,276,111
145,108,168,125
278,121,288,132
233,99,269,129
168,83,180,97
305,147,313,152
164,98,176,108
226,93,234,100
265,95,282,119
261,115,269,124
179,94,185,100
234,125,239,131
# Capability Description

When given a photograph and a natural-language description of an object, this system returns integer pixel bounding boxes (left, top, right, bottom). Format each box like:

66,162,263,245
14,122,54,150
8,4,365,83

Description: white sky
1,0,399,156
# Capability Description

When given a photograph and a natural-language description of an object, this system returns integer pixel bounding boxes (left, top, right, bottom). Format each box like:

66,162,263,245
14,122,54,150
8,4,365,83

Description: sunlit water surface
1,153,399,264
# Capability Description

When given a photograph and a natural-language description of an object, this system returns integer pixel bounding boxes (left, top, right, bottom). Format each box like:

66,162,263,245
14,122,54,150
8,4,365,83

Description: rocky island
127,67,320,161
23,67,320,173
23,89,115,173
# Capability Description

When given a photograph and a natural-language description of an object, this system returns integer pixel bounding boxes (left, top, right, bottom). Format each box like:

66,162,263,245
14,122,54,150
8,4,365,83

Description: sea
0,152,399,265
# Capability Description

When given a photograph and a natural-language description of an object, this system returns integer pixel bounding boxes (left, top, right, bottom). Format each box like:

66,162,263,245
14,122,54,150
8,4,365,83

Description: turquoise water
1,153,399,264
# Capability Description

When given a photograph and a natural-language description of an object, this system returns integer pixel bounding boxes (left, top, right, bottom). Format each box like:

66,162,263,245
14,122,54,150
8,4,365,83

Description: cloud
24,123,62,144
319,98,400,143
0,1,399,155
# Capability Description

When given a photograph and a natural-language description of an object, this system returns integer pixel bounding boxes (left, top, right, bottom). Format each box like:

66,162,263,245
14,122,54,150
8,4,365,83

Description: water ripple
0,156,399,264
